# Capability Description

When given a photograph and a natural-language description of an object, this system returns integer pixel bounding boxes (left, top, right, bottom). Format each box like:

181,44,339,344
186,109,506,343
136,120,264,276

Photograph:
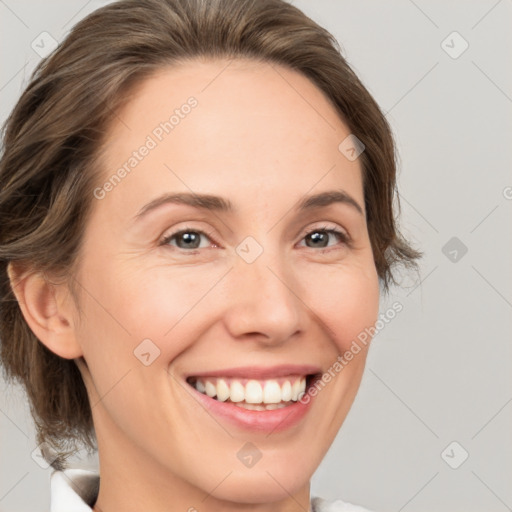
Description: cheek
78,263,227,368
300,260,380,354
85,260,380,361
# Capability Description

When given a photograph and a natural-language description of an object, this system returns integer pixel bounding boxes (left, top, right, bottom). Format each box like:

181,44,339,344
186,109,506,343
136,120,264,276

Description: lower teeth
232,402,291,411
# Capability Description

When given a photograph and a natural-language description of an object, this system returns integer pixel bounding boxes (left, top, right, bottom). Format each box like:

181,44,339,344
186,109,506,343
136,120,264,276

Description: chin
207,469,310,504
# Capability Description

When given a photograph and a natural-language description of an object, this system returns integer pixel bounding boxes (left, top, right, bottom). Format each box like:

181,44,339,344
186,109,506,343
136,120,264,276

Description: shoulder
311,496,376,512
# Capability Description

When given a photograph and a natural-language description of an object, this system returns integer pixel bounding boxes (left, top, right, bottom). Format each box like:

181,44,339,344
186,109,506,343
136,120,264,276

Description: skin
10,58,380,512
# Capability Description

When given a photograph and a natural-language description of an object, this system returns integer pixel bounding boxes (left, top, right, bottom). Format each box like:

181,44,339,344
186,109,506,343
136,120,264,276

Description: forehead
94,58,364,222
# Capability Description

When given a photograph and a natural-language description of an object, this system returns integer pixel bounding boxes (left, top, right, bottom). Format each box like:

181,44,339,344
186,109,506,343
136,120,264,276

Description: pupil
309,231,327,248
181,232,199,248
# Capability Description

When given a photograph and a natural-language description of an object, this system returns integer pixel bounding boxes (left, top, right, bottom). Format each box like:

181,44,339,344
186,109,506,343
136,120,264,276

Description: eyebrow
133,189,364,221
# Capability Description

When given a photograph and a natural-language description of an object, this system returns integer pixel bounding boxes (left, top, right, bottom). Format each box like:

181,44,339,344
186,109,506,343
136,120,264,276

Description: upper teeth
191,376,307,404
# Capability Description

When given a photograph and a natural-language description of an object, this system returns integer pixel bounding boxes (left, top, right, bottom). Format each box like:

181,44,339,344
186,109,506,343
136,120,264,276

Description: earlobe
7,262,84,360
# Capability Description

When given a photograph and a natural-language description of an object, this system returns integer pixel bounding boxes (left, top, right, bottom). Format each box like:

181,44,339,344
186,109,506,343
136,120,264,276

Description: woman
0,0,422,510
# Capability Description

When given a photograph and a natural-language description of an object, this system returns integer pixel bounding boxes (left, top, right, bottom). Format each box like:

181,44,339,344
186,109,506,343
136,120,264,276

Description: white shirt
50,468,375,512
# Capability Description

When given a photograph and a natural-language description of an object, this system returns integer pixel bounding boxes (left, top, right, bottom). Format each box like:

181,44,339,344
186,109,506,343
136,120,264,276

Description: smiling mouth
186,374,319,411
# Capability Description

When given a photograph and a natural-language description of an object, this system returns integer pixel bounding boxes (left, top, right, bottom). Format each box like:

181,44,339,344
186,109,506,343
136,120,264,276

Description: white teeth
191,375,308,405
196,380,205,394
216,379,230,402
263,380,282,404
205,380,216,398
234,402,289,411
245,380,263,404
291,379,302,401
230,380,245,403
281,381,292,401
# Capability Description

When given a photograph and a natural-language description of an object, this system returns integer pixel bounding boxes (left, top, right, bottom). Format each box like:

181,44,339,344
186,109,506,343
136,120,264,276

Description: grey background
1,1,511,511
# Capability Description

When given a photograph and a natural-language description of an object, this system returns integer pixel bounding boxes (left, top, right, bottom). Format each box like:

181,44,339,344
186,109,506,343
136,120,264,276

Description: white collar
50,468,99,512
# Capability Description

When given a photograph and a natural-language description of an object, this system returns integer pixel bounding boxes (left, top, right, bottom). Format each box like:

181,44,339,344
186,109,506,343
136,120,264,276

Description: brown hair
0,0,422,469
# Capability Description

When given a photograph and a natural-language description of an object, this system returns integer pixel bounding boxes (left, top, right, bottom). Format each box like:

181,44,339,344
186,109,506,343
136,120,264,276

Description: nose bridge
223,238,305,342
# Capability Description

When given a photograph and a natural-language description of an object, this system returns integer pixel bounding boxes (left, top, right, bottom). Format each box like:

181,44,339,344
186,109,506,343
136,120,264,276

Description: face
70,58,380,506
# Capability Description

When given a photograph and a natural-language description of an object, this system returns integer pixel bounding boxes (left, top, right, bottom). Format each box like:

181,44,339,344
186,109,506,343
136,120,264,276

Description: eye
298,225,351,251
159,224,351,253
160,227,217,251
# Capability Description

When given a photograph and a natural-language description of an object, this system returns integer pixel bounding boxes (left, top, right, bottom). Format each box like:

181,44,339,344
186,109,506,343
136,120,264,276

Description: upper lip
185,364,322,380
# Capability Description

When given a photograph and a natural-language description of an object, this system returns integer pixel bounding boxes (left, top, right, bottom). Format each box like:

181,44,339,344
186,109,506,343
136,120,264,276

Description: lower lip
186,382,314,433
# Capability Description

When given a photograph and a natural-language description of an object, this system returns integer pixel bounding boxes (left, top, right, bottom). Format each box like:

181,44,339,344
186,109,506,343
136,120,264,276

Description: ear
7,262,83,359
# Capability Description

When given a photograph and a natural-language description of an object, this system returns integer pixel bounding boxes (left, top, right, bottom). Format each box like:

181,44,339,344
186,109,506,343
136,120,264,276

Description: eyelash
159,224,352,253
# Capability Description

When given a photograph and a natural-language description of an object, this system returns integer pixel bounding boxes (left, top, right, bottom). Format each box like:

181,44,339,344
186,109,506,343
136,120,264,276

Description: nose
222,252,309,346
